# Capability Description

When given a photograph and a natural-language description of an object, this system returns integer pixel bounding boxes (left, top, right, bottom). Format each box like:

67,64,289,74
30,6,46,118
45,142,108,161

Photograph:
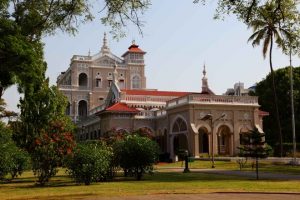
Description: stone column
212,127,218,156
73,100,78,122
169,135,175,161
230,134,234,156
194,132,199,158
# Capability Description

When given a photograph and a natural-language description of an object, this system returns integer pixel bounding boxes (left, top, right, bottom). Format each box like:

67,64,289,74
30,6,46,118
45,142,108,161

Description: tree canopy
255,66,300,154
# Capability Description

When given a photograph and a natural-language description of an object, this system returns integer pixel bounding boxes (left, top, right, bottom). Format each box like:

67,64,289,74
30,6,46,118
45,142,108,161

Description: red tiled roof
122,44,145,57
121,89,192,97
105,102,139,113
259,110,269,116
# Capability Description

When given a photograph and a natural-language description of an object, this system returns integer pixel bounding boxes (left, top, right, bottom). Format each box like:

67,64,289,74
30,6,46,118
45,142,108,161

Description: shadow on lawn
144,171,291,183
12,193,95,200
9,171,289,189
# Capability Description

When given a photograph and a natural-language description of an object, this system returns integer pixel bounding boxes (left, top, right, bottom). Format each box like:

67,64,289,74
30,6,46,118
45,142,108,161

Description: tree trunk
289,47,297,165
269,35,283,157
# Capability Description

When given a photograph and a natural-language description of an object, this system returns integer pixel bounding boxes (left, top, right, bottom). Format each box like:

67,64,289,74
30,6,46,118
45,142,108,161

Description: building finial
101,32,110,54
203,62,206,77
132,39,136,45
103,32,107,47
201,62,209,94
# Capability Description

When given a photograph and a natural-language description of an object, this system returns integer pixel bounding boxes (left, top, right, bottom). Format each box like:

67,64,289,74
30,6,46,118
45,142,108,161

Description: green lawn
158,160,300,174
1,168,300,200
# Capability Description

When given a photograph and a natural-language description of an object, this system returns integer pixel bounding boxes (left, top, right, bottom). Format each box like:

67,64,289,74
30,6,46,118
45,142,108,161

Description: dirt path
85,193,300,200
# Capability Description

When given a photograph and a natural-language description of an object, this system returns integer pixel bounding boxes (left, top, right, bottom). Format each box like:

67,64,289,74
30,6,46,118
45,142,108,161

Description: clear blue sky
3,0,299,111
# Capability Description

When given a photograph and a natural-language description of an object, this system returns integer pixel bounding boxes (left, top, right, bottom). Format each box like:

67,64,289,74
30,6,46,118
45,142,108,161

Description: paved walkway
157,167,300,180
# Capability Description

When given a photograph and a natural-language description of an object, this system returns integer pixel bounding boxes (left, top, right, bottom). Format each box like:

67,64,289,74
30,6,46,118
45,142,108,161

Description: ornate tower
122,40,147,89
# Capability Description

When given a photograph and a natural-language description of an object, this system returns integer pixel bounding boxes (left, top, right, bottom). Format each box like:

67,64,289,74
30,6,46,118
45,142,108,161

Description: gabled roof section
92,52,123,64
121,89,192,97
100,103,139,114
122,43,146,57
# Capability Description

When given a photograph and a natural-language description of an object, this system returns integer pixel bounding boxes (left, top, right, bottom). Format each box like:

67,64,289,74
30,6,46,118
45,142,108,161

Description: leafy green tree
12,80,76,185
255,67,300,154
0,98,17,119
238,128,272,180
0,122,30,181
247,0,294,156
196,0,299,24
114,134,159,180
66,141,113,185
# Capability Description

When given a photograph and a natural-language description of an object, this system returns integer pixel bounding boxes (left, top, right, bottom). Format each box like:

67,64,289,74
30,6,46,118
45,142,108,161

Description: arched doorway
173,134,188,154
198,128,209,154
217,125,231,155
78,100,87,117
171,117,188,157
79,73,88,87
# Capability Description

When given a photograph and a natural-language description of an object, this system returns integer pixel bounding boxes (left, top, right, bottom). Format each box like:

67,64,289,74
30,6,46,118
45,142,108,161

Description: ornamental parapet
166,94,259,109
121,94,176,103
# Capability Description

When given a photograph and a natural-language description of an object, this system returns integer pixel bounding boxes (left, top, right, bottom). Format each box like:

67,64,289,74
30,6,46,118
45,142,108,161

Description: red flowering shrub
31,120,76,185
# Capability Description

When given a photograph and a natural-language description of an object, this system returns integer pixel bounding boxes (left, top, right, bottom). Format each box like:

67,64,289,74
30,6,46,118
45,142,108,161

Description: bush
31,120,75,185
114,135,159,180
0,122,30,181
66,141,113,185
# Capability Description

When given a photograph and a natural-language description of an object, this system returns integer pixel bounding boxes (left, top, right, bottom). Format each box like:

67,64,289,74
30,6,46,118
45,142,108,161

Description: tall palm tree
247,1,292,157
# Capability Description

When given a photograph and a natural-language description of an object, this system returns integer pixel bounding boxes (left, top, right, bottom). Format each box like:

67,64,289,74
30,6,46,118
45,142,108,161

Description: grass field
1,165,300,200
160,160,300,174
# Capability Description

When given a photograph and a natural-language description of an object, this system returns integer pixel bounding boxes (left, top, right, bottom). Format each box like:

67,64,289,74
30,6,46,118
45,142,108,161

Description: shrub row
66,134,159,185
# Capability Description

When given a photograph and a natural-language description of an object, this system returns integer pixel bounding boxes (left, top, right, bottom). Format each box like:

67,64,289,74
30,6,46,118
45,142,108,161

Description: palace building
57,33,268,161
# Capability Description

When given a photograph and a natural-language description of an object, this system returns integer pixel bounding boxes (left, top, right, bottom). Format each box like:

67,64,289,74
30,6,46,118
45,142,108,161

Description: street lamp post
201,113,225,168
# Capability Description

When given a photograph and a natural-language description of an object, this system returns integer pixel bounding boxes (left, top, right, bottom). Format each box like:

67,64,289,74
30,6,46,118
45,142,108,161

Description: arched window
78,100,87,117
79,73,88,86
217,126,231,155
172,118,187,133
132,75,141,89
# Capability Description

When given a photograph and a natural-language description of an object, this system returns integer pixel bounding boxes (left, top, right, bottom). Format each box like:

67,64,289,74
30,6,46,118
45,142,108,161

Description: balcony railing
135,110,156,119
166,94,259,108
121,94,177,103
58,85,89,90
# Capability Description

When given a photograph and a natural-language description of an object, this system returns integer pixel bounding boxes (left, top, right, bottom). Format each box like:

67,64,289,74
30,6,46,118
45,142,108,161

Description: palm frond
273,28,284,47
262,34,271,58
252,30,267,47
248,30,262,43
